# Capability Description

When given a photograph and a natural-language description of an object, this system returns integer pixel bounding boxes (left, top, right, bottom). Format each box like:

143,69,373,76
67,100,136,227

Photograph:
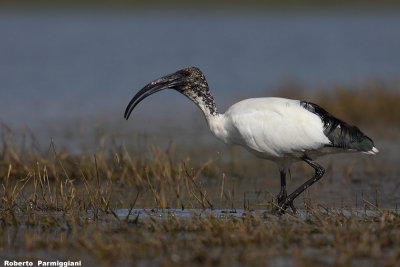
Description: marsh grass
1,130,399,266
1,86,400,266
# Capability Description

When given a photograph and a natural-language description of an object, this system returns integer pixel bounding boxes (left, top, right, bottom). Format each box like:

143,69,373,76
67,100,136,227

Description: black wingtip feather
300,101,375,152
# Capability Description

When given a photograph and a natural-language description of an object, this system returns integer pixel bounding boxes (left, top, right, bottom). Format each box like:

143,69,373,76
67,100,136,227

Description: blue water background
0,8,399,144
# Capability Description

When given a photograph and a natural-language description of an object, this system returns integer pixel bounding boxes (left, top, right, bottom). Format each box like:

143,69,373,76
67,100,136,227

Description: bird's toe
289,202,297,213
280,199,297,215
271,200,288,215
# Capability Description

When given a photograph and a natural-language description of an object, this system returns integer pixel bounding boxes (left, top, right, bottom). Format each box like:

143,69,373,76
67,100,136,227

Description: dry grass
0,132,399,266
1,86,400,266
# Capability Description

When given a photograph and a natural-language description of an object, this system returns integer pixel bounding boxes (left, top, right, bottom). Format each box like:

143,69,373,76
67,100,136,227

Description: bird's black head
124,66,216,120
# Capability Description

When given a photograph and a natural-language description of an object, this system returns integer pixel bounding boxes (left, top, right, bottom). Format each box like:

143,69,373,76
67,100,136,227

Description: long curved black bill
124,71,187,120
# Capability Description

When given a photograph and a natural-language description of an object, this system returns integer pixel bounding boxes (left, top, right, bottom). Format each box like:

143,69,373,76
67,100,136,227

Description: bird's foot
279,198,297,214
272,197,297,215
272,191,288,214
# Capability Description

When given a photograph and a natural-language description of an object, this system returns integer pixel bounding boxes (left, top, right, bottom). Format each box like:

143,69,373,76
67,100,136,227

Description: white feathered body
207,97,343,166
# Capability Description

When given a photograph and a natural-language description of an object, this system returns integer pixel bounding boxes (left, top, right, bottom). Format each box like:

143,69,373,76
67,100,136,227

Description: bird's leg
276,169,287,204
272,169,288,213
281,157,325,213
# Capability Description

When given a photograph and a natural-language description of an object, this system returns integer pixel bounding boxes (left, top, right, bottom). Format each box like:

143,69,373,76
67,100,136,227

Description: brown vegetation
1,122,399,266
1,86,399,266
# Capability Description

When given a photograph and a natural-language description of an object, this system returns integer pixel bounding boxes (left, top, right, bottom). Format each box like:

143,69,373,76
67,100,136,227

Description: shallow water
114,208,382,222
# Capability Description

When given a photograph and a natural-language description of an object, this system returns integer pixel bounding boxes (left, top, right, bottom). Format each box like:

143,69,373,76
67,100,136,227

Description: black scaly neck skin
179,67,218,117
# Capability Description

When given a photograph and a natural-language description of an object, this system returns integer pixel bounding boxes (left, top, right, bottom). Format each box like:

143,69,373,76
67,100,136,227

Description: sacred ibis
124,66,378,213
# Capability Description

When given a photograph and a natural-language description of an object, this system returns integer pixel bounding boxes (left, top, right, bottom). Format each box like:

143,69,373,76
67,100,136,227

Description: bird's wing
300,101,376,153
227,98,331,158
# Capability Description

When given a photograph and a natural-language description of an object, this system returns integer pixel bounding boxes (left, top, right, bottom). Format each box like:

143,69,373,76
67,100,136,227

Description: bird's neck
186,90,218,118
188,93,231,144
